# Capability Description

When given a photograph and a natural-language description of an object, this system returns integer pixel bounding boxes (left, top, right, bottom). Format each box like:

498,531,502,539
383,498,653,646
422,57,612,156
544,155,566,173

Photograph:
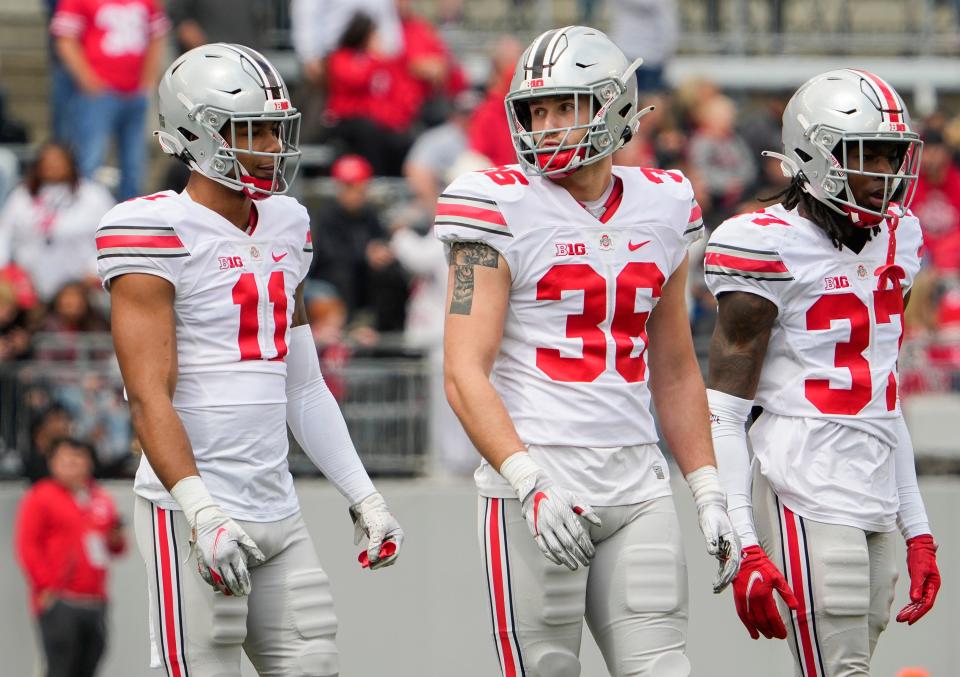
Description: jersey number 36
536,262,665,383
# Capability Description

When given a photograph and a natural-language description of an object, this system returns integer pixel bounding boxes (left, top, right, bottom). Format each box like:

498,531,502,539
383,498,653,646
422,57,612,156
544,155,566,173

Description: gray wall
1,476,956,676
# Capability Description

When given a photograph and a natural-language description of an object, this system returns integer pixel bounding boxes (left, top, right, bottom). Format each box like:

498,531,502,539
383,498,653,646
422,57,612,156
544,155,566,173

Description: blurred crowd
1,0,960,479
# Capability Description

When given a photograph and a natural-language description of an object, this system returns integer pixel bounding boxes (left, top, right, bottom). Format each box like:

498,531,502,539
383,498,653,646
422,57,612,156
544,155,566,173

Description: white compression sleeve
285,325,376,506
892,413,931,539
707,389,759,548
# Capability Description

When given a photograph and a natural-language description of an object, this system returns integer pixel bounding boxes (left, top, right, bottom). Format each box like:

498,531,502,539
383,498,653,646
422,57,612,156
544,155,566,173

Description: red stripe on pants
783,506,819,677
489,499,517,677
156,507,184,677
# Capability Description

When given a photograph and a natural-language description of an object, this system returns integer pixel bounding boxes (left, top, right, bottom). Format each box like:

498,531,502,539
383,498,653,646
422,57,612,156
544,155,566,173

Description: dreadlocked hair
760,175,879,250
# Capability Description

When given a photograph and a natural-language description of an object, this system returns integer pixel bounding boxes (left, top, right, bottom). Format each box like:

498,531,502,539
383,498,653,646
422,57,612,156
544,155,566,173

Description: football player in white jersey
97,44,403,677
438,26,740,677
705,69,941,676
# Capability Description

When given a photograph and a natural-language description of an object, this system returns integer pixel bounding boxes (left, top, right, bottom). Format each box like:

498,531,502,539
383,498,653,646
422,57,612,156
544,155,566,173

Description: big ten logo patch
555,242,586,257
824,275,850,291
219,256,244,270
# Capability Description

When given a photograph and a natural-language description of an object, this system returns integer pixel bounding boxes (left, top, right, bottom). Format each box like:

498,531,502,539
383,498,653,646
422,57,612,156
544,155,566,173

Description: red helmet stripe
850,69,901,123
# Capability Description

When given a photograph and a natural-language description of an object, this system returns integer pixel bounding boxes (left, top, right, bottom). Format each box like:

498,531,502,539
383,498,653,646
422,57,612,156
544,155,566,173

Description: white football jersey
705,202,923,530
436,165,702,504
97,190,313,521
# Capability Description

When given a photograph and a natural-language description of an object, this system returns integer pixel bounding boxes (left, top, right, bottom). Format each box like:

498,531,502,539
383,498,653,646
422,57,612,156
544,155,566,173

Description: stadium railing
3,328,959,480
0,333,431,479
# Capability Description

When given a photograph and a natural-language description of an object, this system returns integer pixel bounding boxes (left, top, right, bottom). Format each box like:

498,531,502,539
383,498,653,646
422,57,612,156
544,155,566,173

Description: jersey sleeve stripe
96,234,186,250
705,251,790,275
706,242,782,259
98,251,189,260
438,192,499,207
436,202,508,227
435,219,515,238
97,226,178,237
705,254,793,280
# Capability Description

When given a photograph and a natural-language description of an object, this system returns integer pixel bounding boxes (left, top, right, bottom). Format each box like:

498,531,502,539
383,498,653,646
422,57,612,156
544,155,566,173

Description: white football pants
134,497,339,677
478,495,690,677
752,466,898,677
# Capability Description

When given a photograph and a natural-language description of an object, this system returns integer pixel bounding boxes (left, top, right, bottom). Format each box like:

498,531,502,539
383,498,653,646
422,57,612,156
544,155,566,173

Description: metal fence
0,335,431,479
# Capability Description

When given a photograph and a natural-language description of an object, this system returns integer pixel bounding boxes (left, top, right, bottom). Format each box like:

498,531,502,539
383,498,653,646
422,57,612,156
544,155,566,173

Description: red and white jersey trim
436,193,512,237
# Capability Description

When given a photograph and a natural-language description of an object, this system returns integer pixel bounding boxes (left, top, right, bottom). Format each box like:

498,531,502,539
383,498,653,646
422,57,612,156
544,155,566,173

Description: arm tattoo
448,242,499,315
707,291,778,398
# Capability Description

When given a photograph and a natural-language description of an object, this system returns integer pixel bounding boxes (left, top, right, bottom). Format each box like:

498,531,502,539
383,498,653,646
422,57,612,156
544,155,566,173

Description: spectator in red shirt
15,437,126,677
324,12,416,175
396,0,467,125
912,129,960,271
51,0,169,200
467,35,523,168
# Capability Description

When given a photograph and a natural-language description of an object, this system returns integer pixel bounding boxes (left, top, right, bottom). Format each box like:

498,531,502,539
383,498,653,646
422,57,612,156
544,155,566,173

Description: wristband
169,475,215,528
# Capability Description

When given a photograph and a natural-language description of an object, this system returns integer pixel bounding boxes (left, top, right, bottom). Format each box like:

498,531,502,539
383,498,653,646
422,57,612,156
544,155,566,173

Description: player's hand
732,545,799,639
686,465,741,592
896,534,940,625
696,501,741,593
517,472,602,571
190,505,265,597
350,492,403,571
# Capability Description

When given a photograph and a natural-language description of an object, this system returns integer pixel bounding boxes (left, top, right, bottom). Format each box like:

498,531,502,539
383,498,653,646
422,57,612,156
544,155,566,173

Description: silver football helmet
155,43,301,199
768,69,922,226
505,26,647,178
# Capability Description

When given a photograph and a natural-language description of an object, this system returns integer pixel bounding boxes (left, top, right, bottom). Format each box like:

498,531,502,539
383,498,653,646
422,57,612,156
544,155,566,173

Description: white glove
349,492,404,570
171,476,265,596
500,452,602,571
686,465,741,593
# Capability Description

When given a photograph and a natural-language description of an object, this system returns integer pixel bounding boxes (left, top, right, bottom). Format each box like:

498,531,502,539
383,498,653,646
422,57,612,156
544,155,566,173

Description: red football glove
896,534,940,625
732,545,799,640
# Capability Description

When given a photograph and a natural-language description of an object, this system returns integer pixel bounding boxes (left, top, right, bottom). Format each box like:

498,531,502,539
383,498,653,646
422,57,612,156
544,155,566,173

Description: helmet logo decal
525,28,559,79
525,27,571,79
849,69,902,123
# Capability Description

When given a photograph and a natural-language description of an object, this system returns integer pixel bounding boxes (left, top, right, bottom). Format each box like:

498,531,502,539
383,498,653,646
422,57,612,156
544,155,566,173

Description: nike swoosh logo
628,240,651,251
272,252,288,262
533,491,548,535
745,570,764,615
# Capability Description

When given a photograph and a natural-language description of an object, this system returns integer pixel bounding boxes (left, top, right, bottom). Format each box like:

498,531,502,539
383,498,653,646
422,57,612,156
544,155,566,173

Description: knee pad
295,651,339,677
643,651,690,677
821,546,870,616
622,545,683,614
529,649,580,677
289,569,339,675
